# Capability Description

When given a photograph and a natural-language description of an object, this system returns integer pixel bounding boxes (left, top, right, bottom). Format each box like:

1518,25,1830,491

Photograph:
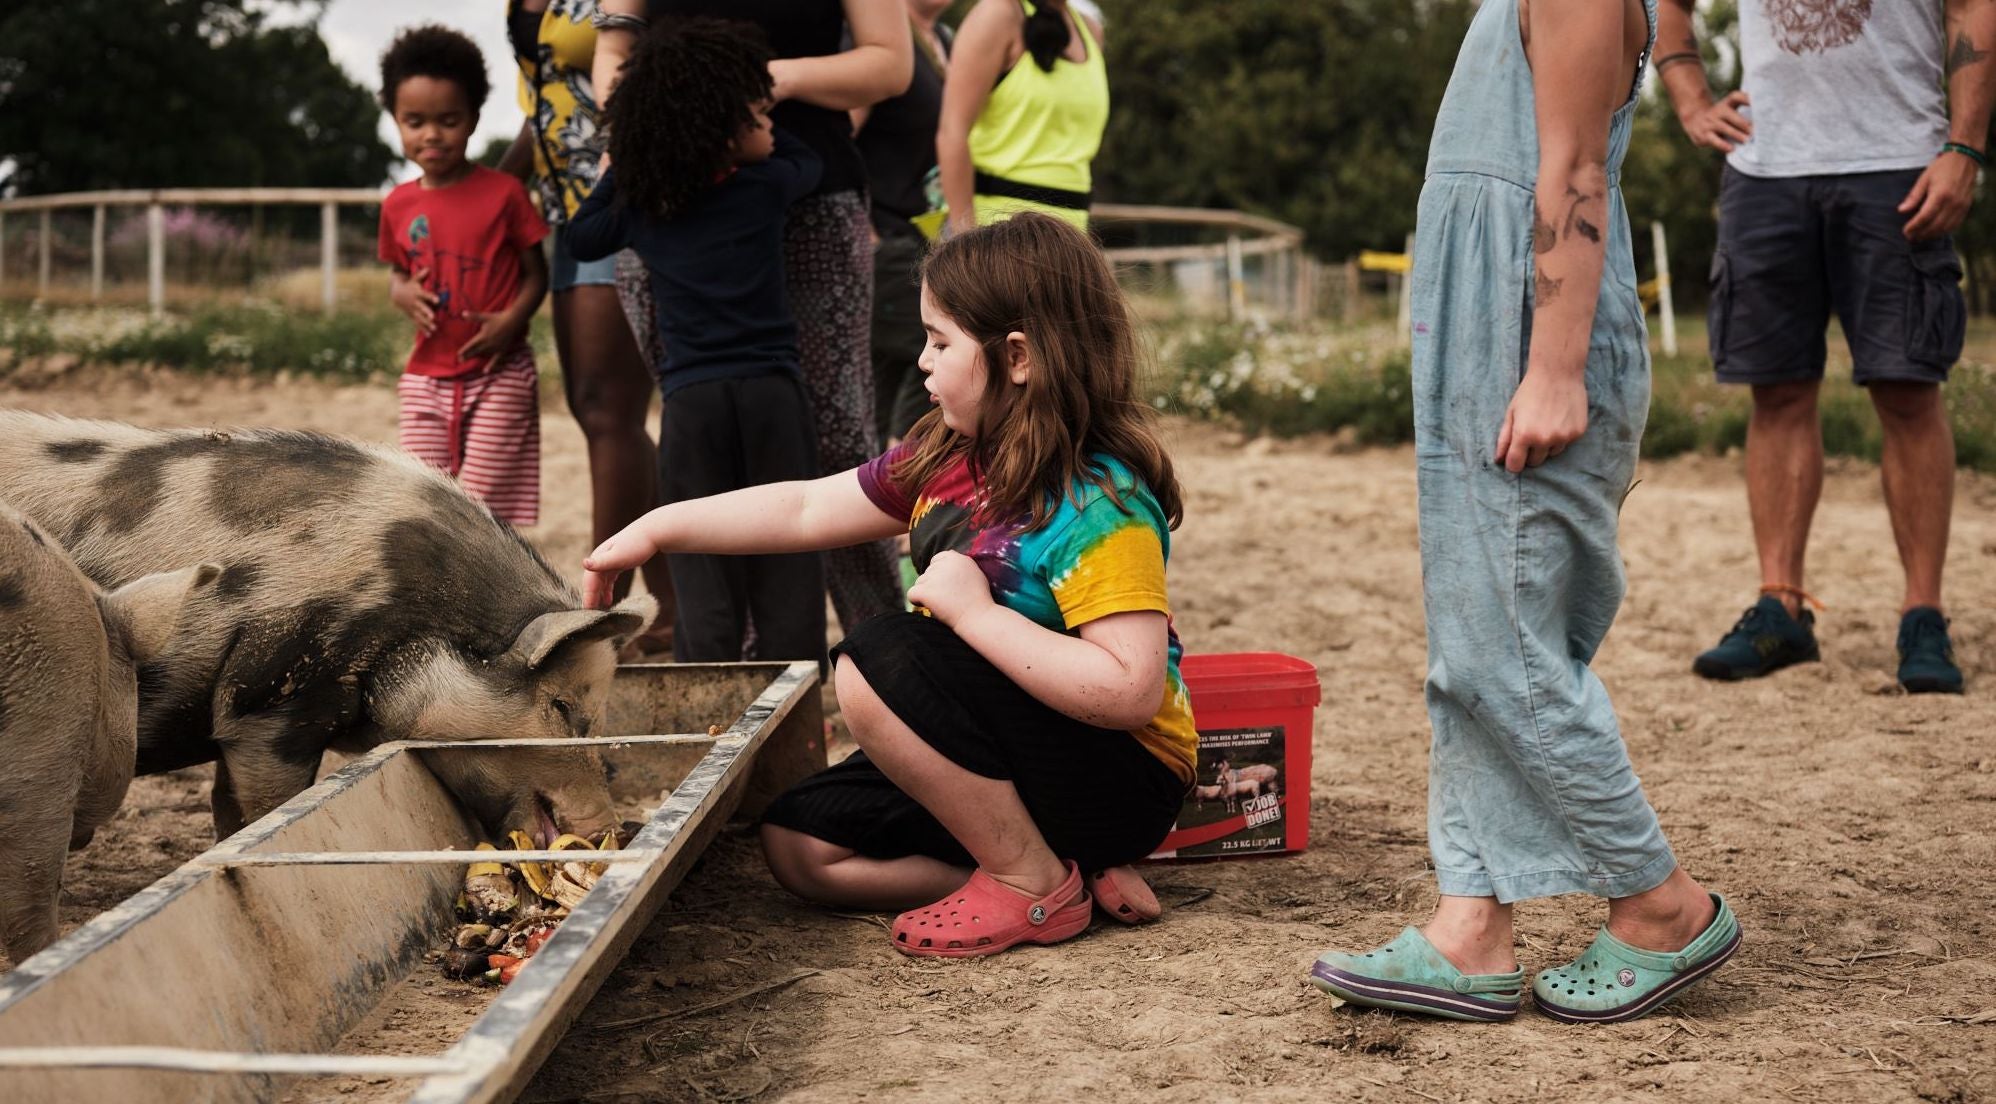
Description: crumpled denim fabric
1410,0,1674,903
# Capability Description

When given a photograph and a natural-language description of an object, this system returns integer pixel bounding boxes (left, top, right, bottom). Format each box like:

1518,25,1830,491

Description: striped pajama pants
396,345,542,526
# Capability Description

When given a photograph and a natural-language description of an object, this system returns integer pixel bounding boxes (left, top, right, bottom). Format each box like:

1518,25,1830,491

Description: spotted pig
0,411,654,844
0,502,216,962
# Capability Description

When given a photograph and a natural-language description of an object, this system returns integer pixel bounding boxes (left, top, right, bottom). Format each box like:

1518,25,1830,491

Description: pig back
0,411,578,769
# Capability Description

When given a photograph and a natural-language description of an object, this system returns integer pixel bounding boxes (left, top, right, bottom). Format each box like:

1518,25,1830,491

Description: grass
1144,314,1996,474
5,282,1996,474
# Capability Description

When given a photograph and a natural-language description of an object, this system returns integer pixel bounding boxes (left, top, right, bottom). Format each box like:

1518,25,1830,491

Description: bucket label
1171,725,1288,858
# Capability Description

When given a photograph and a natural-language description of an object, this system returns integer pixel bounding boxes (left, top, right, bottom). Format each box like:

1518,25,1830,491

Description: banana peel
463,843,518,921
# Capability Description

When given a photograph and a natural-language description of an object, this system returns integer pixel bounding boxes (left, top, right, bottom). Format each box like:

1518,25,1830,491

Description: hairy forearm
1945,0,1996,145
1653,0,1713,121
1528,161,1612,376
951,605,1165,730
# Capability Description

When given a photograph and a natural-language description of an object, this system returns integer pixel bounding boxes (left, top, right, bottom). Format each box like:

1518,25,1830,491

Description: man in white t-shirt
1657,0,1996,694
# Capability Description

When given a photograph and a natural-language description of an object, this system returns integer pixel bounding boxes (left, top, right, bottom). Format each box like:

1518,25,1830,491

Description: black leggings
659,374,825,665
761,613,1187,872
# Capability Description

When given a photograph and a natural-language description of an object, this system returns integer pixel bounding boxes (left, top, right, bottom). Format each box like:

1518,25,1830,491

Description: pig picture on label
0,410,655,847
0,501,217,961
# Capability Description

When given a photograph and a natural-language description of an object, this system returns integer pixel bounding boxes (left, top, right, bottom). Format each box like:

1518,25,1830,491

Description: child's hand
458,310,528,363
907,550,994,627
581,528,659,610
391,267,440,335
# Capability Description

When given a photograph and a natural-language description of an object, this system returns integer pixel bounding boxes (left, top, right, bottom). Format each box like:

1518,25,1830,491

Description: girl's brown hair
896,213,1183,531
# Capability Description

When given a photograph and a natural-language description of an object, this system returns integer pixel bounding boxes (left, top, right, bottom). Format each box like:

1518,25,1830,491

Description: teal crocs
1310,927,1524,1022
1532,894,1742,1024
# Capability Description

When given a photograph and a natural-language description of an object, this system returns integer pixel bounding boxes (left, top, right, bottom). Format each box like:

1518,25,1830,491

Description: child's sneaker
1692,596,1820,680
1897,606,1963,694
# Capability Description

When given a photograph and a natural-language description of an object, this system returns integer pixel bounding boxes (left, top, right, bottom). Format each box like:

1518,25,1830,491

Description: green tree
1090,0,1474,259
0,0,394,195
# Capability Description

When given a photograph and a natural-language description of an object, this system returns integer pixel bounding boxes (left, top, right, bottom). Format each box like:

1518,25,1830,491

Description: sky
312,0,528,182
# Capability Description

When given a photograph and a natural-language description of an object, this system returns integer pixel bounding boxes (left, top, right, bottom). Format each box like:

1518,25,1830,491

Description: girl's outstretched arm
581,468,906,608
910,551,1168,730
1498,0,1627,473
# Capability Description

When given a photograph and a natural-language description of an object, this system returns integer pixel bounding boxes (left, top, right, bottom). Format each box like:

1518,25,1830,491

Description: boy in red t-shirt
376,25,549,526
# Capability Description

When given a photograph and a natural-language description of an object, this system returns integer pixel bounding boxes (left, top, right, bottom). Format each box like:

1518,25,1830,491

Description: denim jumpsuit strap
1410,0,1674,904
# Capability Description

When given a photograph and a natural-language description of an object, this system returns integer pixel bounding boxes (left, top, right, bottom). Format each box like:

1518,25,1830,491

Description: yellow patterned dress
511,0,603,225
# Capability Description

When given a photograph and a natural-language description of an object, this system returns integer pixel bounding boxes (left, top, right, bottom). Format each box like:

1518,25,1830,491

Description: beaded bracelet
1943,141,1988,167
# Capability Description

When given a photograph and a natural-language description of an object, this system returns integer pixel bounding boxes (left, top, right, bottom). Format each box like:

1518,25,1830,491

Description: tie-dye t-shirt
857,445,1198,784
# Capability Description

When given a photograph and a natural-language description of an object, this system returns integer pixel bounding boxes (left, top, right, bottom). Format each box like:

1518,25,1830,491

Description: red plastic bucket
1149,652,1321,859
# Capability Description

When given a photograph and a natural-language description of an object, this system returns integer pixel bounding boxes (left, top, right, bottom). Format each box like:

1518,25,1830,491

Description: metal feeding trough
0,661,823,1104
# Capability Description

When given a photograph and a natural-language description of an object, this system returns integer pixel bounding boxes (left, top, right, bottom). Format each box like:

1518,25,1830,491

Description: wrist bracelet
590,11,650,32
1653,51,1703,71
1943,141,1988,167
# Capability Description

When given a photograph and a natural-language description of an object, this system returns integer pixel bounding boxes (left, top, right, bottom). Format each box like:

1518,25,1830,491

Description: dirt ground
4,366,1994,1103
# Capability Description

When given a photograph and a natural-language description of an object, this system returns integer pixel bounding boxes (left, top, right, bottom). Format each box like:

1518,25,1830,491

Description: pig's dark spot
377,515,567,664
94,434,229,535
416,480,568,594
205,432,372,531
45,439,108,463
223,598,369,767
135,660,221,775
0,574,22,609
214,561,262,602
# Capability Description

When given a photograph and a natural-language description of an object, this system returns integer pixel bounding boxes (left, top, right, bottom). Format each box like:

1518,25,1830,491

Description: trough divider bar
393,734,717,749
0,1045,467,1076
197,849,662,867
410,661,821,1104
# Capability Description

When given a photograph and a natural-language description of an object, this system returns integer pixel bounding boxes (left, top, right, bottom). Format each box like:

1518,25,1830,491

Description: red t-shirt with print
377,166,548,378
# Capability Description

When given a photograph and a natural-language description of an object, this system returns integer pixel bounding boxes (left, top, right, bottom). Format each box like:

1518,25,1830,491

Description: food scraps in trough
439,831,617,985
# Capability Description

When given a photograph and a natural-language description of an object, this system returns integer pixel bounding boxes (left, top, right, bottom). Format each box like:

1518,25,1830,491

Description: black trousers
868,233,934,443
659,373,826,665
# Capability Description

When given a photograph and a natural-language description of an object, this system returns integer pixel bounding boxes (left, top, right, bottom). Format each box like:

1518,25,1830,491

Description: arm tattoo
1533,205,1557,254
1950,33,1988,72
1535,269,1564,308
1556,185,1604,245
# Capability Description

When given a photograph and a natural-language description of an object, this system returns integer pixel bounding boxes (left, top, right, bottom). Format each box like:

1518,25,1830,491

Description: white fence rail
0,189,1319,321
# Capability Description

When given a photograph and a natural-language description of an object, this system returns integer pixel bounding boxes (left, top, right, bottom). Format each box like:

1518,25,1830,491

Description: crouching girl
583,213,1194,956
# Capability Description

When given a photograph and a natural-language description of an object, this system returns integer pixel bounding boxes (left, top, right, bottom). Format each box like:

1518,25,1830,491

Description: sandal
892,861,1091,958
1531,894,1742,1024
1310,927,1524,1022
1089,866,1161,925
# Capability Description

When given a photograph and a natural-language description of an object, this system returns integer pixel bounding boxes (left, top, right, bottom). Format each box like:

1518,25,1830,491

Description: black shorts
760,612,1188,873
1709,165,1964,387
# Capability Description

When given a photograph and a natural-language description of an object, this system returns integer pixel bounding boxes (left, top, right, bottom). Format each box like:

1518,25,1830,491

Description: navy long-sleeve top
567,129,822,396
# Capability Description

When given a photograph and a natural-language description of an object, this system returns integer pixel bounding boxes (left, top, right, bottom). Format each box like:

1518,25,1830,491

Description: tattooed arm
1498,0,1627,472
1902,0,1996,239
1654,0,1752,152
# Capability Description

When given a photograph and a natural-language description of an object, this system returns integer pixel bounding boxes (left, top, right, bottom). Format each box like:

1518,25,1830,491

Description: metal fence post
38,208,51,296
91,204,106,302
1225,234,1246,322
321,201,338,315
1396,232,1414,344
1651,220,1677,357
148,203,165,316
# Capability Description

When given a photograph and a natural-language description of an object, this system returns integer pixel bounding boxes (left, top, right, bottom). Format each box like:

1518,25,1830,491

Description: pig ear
99,563,222,664
513,594,658,670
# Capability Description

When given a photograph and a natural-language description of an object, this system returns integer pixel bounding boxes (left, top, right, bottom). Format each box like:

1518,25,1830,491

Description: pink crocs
1088,865,1162,925
892,861,1092,957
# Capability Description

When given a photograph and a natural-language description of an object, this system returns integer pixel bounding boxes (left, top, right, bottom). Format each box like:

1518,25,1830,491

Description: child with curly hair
582,213,1195,957
567,18,827,663
376,25,550,526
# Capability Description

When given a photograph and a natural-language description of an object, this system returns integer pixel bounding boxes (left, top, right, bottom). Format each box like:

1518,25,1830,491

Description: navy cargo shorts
1708,165,1965,386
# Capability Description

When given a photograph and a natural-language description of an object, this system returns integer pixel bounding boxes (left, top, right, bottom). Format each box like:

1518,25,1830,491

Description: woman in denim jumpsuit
1310,0,1741,1025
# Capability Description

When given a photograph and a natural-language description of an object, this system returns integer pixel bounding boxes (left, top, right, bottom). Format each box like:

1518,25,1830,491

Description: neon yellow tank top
968,1,1108,230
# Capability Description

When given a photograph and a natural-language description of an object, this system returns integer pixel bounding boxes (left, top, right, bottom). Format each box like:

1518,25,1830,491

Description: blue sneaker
1897,607,1964,694
1692,596,1820,681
